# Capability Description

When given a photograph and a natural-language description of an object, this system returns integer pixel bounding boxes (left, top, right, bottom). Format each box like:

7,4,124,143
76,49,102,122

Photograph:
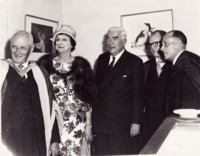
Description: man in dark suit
92,27,144,155
161,30,200,114
141,30,172,147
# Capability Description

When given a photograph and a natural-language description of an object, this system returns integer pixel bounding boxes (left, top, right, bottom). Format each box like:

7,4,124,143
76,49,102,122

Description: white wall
62,0,200,67
1,0,200,65
0,0,63,59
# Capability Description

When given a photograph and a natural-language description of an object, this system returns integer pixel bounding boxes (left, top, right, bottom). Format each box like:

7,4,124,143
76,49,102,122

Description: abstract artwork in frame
121,9,174,62
25,14,58,61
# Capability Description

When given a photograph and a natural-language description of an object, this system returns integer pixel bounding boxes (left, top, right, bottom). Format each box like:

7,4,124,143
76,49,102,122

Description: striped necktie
108,56,115,72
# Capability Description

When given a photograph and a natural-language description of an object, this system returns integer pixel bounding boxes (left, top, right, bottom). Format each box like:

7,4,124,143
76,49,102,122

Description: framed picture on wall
121,9,174,62
25,14,58,61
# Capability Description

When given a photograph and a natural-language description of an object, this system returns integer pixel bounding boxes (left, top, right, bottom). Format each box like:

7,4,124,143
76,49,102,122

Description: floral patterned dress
50,60,91,156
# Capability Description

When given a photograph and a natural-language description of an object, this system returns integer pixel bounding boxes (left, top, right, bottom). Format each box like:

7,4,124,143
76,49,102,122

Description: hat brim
51,31,76,47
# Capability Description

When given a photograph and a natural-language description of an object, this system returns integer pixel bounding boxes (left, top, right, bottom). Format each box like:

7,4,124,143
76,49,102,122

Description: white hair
108,27,127,40
10,30,33,46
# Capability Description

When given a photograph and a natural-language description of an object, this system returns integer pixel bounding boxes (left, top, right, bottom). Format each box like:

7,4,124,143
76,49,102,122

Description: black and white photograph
1,0,200,156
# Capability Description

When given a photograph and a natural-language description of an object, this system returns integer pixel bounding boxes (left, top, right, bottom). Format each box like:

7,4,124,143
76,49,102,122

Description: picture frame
121,9,174,62
25,14,58,61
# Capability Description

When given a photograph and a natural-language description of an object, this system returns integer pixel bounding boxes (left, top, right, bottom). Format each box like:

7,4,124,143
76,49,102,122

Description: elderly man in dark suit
141,30,172,147
92,27,144,155
161,30,200,114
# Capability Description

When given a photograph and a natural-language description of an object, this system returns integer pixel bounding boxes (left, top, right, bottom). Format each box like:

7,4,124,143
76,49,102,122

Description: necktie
156,61,162,76
18,64,24,70
108,56,115,72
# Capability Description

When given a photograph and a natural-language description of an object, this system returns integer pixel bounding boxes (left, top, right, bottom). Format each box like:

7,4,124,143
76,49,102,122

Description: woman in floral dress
39,25,97,156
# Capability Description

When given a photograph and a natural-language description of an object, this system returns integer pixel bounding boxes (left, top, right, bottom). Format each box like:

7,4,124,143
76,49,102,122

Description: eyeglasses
11,45,29,52
148,41,161,47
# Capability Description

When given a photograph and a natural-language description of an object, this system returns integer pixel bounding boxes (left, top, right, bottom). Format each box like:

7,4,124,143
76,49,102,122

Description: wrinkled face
106,30,126,56
55,34,72,53
161,33,179,61
149,32,162,58
10,35,32,64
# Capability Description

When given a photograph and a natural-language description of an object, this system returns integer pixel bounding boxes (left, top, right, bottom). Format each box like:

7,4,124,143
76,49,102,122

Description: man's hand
50,142,59,156
130,123,140,137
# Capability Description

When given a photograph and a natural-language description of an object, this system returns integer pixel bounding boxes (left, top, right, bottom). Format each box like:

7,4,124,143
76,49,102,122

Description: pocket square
122,75,127,78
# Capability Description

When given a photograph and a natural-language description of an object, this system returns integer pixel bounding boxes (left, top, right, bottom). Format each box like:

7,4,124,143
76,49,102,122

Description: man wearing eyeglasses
161,30,200,114
141,30,172,148
0,31,60,156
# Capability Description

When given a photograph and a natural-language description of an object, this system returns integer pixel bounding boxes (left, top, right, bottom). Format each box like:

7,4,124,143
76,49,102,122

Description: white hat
52,25,76,46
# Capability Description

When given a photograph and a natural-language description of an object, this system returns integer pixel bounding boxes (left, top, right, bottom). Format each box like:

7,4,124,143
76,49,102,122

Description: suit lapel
99,51,129,91
162,61,172,71
144,59,156,81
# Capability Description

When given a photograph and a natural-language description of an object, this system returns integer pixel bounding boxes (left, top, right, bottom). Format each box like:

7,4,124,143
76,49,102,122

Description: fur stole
39,56,97,105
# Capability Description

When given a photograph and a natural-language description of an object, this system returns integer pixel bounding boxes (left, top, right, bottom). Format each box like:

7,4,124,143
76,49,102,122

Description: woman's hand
50,142,60,156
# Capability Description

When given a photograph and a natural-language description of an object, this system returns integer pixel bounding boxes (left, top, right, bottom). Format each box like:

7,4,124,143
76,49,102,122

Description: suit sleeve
95,55,102,88
51,119,60,143
131,58,144,124
173,69,200,110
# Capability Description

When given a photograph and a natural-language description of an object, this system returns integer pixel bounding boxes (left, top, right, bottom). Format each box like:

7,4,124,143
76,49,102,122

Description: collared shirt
155,58,165,68
109,50,124,66
173,50,185,65
14,62,29,70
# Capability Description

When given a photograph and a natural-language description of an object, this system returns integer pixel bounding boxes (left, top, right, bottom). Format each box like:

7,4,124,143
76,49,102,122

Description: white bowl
173,109,200,118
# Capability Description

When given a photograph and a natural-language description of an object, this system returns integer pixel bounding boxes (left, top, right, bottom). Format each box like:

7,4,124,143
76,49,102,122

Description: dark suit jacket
144,58,172,114
141,59,172,146
167,51,200,114
93,50,144,134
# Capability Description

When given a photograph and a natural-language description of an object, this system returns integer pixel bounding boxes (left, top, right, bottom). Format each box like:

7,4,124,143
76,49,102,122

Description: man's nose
108,40,115,46
15,48,21,54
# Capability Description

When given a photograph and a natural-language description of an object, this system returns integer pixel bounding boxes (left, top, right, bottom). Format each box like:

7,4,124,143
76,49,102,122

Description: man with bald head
92,27,144,155
161,30,200,114
0,31,59,156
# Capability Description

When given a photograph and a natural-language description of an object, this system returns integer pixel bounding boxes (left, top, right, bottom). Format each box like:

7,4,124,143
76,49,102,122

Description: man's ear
124,38,127,44
30,44,34,53
175,39,183,51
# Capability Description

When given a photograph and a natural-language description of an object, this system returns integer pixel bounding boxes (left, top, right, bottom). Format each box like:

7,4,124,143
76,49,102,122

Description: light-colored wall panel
62,0,200,67
0,0,63,59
